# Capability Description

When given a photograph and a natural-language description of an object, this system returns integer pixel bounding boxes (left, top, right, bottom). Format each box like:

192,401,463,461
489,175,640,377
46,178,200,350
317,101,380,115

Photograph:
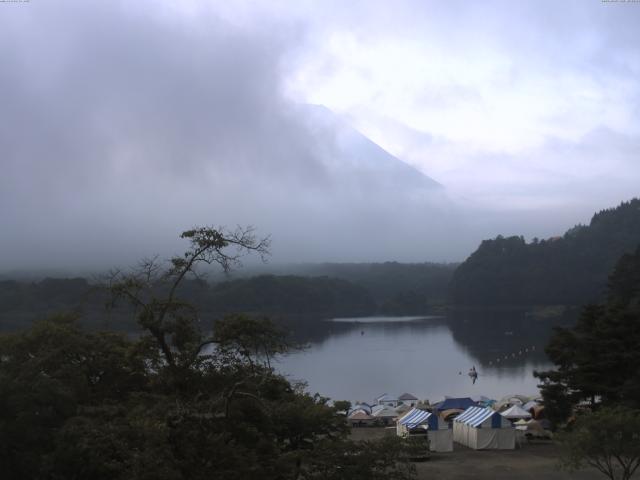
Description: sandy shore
350,427,608,480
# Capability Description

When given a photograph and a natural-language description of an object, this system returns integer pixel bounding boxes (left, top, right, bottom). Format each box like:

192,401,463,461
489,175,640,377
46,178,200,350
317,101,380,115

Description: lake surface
275,310,564,405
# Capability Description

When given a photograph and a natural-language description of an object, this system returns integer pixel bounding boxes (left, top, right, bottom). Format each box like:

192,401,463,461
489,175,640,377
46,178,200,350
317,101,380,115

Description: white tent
500,404,532,420
396,408,453,452
453,406,515,450
371,405,398,425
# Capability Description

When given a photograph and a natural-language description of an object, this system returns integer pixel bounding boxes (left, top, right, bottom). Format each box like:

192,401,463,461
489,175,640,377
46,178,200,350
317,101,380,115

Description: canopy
398,392,418,401
348,411,373,421
455,406,510,428
495,394,531,410
436,397,477,411
397,408,453,452
350,403,372,414
371,405,398,418
453,406,515,450
398,408,436,429
501,405,532,420
440,409,464,421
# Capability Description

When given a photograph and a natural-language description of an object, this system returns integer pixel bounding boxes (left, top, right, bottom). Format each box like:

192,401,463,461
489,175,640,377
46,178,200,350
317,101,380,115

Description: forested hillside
0,267,456,332
206,275,376,317
450,198,640,306
237,262,456,312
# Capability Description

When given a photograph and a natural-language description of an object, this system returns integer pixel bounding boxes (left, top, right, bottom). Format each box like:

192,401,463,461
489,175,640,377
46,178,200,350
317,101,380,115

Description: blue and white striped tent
453,406,515,450
396,408,453,452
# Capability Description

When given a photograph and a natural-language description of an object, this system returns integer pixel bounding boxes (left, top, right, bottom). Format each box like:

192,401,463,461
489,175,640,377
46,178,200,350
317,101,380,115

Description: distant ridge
450,198,640,306
304,104,441,191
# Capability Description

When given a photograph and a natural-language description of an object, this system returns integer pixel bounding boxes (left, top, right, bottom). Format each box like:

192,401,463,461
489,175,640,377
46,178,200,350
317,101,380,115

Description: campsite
350,428,603,480
345,393,613,479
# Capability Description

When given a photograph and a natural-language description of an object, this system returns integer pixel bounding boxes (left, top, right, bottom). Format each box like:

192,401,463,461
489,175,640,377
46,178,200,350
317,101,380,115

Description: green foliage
536,245,640,424
213,314,294,368
0,227,416,480
0,311,416,479
0,315,148,479
300,436,417,480
558,407,640,480
332,400,352,412
451,198,640,306
207,275,376,317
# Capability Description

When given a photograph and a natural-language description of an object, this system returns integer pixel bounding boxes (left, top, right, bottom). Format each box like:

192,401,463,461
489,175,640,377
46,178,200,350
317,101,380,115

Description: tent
395,404,411,416
440,408,464,421
495,394,530,411
531,405,545,420
396,408,453,452
350,403,372,414
513,419,529,430
453,406,515,450
500,405,532,420
524,419,552,438
398,392,419,406
371,405,398,425
471,395,496,407
435,397,477,412
348,410,375,427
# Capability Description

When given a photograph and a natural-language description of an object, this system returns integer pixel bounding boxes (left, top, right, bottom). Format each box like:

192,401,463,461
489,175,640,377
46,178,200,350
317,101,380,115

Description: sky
1,0,639,271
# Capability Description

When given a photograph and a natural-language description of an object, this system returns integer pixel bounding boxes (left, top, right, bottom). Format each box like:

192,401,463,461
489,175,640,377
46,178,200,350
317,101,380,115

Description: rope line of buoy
488,345,536,366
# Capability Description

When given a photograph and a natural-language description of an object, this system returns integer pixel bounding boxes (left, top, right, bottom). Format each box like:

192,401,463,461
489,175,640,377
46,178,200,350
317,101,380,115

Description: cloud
286,0,640,202
1,0,638,272
0,1,462,271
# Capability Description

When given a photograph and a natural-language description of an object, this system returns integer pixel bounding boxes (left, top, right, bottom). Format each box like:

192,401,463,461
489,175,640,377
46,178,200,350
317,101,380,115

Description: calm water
275,310,563,404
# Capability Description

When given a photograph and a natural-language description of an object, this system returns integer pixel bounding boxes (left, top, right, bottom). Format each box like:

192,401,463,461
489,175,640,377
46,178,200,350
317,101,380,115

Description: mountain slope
450,198,640,306
304,104,441,192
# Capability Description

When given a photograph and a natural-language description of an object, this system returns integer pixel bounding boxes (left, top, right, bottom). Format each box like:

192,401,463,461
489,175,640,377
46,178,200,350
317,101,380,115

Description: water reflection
276,310,571,404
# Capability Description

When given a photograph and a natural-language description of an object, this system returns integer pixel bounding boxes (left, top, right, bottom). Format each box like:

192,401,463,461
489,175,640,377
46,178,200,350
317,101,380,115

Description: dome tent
500,404,532,420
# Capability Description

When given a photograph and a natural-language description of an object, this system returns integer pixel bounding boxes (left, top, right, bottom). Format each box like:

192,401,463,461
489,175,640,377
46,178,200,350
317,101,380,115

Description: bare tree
107,226,270,370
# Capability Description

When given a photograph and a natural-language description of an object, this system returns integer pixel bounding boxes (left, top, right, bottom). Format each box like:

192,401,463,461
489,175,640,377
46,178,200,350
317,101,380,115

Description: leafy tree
558,407,640,480
0,314,148,479
301,436,418,480
332,400,351,412
0,226,417,480
535,245,640,424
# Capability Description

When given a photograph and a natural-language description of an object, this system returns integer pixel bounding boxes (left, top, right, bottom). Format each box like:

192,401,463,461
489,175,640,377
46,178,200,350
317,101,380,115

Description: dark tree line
0,263,455,333
450,198,640,306
535,244,640,425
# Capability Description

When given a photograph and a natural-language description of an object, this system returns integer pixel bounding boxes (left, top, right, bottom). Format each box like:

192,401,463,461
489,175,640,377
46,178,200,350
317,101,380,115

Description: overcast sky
1,0,639,271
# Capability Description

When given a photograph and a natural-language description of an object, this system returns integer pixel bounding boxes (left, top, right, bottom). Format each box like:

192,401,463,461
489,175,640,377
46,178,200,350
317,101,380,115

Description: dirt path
350,427,610,480
414,443,603,480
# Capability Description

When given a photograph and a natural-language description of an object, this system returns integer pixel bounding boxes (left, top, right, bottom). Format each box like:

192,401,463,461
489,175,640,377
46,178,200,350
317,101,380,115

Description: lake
275,310,565,404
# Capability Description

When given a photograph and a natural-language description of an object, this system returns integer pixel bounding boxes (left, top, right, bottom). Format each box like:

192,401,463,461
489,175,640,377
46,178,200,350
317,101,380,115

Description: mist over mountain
2,1,636,274
0,0,467,273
